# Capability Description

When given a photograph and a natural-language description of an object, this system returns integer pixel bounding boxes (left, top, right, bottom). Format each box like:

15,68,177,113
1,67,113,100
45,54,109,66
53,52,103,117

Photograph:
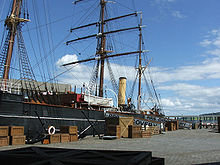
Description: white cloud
200,29,220,48
206,49,220,56
159,83,220,98
172,11,186,19
155,29,220,115
159,83,220,115
200,39,212,47
56,54,78,67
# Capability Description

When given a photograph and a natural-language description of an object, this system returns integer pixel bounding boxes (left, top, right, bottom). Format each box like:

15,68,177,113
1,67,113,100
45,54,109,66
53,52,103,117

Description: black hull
0,92,105,138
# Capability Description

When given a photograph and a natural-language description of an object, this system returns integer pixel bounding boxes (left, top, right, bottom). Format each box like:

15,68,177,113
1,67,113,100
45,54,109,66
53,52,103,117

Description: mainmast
65,0,145,98
137,13,143,110
98,0,106,97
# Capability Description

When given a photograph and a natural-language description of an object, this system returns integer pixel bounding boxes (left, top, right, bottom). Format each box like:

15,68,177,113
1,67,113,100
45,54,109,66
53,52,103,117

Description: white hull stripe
0,114,105,122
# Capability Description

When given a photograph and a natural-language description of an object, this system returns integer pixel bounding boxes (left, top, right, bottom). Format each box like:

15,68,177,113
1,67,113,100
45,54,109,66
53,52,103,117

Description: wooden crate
10,136,26,145
141,131,151,138
60,126,77,134
146,127,154,135
0,126,9,136
176,120,179,130
49,134,61,143
10,126,24,136
105,117,133,138
60,134,70,143
153,126,160,135
70,134,78,142
106,125,121,139
128,125,142,138
165,121,174,131
172,123,176,131
0,136,9,146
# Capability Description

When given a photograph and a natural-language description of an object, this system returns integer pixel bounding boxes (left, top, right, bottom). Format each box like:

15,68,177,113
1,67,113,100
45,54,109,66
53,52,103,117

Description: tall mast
98,0,106,97
3,0,22,80
65,1,145,99
137,13,143,110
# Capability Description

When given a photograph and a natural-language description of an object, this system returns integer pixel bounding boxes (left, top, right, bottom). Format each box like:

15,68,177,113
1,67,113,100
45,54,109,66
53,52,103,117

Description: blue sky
1,0,220,115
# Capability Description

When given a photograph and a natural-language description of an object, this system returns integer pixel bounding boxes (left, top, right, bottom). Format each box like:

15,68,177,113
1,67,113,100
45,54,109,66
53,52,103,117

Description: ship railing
0,79,22,94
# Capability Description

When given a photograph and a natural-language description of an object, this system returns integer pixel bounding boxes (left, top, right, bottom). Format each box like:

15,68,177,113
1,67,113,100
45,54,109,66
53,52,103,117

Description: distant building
167,112,220,124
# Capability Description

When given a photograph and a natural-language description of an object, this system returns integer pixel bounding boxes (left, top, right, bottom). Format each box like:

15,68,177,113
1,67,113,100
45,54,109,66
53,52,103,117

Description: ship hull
0,92,105,138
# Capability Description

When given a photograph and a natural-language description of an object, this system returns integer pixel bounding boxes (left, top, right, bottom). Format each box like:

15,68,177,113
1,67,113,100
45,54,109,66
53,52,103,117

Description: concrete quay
0,129,220,165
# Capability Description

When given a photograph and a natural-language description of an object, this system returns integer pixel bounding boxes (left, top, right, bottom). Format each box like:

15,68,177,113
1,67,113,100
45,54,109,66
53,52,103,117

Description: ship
0,0,164,142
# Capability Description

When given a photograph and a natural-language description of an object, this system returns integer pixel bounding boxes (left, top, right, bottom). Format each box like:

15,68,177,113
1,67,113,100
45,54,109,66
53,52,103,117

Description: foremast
0,0,43,104
2,0,29,80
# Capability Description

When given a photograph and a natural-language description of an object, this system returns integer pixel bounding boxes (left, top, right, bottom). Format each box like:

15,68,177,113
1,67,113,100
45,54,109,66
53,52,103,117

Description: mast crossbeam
66,26,141,45
62,50,144,66
70,12,139,32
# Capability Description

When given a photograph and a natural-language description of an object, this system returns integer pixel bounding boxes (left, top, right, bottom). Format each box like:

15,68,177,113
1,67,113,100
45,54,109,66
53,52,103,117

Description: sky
0,0,220,116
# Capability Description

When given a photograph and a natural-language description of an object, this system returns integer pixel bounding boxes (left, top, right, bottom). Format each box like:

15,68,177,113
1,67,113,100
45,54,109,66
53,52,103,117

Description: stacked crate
9,126,26,145
175,121,179,130
0,126,9,147
60,134,70,143
128,125,142,138
141,130,151,138
49,134,61,144
153,126,160,135
60,126,78,142
172,122,176,131
165,121,175,131
106,125,121,139
105,117,134,138
146,126,154,135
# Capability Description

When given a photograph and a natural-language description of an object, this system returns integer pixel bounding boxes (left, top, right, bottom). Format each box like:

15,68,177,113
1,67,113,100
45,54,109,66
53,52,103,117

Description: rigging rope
88,60,100,95
106,58,119,94
43,0,57,91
